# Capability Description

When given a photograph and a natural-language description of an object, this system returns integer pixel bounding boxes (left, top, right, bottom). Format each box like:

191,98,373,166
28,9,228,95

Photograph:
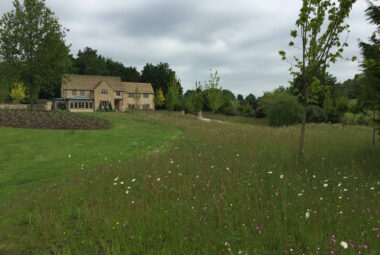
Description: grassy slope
0,112,181,201
0,111,379,254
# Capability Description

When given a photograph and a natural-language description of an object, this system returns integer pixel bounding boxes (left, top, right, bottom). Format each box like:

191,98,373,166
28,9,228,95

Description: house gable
93,81,116,110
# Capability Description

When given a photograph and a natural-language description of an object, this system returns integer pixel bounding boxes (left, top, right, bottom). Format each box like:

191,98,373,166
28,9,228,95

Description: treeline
38,47,183,100
254,73,371,127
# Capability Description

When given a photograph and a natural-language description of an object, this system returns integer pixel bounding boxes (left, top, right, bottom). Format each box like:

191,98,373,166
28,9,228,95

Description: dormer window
72,90,77,96
101,89,108,95
116,91,121,96
80,90,85,96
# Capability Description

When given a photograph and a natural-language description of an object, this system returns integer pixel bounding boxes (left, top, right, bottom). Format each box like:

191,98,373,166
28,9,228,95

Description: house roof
62,74,123,91
122,82,154,93
62,74,153,93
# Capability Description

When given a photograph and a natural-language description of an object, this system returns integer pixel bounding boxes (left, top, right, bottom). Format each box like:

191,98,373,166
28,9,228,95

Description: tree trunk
29,84,34,108
372,109,376,146
298,103,307,158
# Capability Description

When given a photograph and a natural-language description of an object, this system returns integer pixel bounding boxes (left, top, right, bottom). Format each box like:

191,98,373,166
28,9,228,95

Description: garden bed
0,110,110,130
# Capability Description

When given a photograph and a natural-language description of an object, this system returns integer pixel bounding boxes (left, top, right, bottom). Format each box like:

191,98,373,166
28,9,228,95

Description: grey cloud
0,0,375,96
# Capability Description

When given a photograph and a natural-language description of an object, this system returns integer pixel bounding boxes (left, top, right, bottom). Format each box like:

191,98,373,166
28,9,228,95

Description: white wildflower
113,183,117,186
157,178,161,182
125,190,129,194
305,211,310,219
120,181,124,185
114,177,119,181
131,179,136,182
280,174,284,179
68,154,71,158
340,241,348,249
268,171,272,174
323,183,328,188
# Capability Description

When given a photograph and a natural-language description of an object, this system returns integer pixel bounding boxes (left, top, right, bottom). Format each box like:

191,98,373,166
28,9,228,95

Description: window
143,93,149,98
101,89,108,95
70,102,73,109
143,104,150,109
74,102,78,108
99,101,112,110
128,104,135,109
128,93,134,98
72,90,77,96
89,102,93,108
116,91,121,96
80,90,85,96
85,102,88,108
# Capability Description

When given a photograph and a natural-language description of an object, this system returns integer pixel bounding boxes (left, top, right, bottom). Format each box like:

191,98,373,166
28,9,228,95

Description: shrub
342,112,371,126
307,105,327,123
10,82,26,103
260,91,302,126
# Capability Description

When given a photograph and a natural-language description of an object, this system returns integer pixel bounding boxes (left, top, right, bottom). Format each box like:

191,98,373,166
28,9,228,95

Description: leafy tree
358,0,380,145
71,47,141,83
279,0,356,157
134,87,141,109
323,91,340,123
245,93,258,110
182,82,204,115
71,47,108,75
237,94,245,104
141,62,183,97
0,0,71,105
155,87,165,109
0,62,14,102
165,74,180,111
218,89,238,115
204,69,223,113
10,82,26,103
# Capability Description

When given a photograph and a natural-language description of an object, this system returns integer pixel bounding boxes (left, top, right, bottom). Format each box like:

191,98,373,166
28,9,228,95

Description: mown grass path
0,111,379,254
0,112,181,202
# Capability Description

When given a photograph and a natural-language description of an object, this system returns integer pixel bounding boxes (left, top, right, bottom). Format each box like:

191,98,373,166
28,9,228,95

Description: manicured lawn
0,111,379,254
0,112,181,201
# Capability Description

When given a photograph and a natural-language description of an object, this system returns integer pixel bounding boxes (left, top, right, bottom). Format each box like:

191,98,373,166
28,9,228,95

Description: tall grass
0,111,379,254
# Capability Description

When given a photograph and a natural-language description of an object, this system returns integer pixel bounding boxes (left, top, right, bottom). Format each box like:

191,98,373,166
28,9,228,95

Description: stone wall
0,100,53,111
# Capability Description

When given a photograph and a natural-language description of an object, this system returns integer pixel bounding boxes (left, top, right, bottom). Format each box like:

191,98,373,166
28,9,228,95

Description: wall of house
93,82,115,110
63,90,93,98
68,108,94,112
121,93,155,111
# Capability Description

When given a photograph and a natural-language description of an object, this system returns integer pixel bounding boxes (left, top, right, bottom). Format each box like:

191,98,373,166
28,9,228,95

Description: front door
115,100,120,111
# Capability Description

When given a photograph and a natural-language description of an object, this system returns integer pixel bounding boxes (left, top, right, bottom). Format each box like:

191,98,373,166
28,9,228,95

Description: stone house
59,74,155,112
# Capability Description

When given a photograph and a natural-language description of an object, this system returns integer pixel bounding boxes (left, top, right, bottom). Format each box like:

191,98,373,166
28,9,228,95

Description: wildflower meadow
0,111,379,254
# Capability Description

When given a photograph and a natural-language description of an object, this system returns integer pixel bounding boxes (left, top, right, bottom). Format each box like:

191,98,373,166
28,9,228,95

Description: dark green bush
307,105,327,123
260,92,302,126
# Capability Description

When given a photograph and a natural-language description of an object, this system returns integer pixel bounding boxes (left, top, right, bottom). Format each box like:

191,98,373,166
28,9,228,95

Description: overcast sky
0,0,376,96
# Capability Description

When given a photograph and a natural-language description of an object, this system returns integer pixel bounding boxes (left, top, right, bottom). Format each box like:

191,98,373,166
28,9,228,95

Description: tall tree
165,74,180,111
358,0,380,145
279,0,356,157
71,47,107,75
0,0,71,105
141,62,183,96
